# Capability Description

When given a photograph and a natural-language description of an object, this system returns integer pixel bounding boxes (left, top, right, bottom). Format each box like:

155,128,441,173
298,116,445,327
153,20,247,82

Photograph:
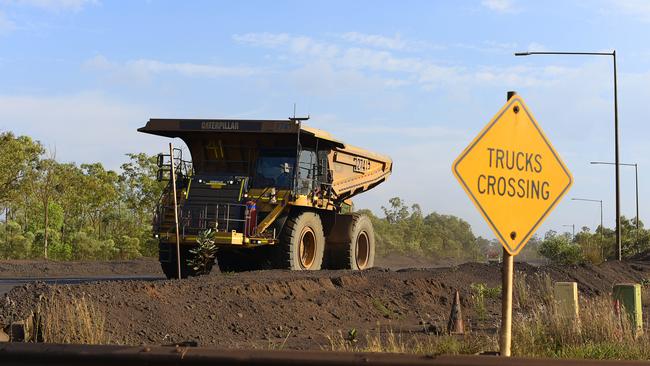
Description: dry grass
328,274,650,360
512,274,650,359
326,327,496,355
37,293,108,344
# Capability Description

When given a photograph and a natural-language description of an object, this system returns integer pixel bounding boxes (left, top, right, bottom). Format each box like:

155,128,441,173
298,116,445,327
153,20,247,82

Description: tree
381,197,410,224
0,132,43,205
32,157,61,259
538,231,583,265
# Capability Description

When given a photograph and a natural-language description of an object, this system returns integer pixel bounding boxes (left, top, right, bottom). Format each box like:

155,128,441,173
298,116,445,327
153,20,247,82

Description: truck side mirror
156,153,164,168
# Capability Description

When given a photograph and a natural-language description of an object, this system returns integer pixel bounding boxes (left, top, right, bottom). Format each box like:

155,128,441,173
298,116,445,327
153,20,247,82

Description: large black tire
326,214,375,270
159,243,214,279
275,211,325,270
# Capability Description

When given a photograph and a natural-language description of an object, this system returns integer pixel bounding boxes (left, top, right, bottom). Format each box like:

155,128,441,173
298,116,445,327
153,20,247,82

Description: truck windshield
252,150,296,188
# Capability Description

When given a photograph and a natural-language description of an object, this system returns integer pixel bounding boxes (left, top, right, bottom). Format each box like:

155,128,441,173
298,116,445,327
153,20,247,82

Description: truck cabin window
253,150,296,188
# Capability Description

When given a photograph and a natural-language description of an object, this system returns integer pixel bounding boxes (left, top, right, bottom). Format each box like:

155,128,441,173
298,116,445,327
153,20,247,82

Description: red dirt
3,260,650,350
0,258,161,278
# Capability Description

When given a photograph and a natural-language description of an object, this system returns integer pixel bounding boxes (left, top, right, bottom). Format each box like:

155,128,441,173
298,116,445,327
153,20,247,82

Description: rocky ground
0,254,456,278
2,258,650,350
0,258,161,278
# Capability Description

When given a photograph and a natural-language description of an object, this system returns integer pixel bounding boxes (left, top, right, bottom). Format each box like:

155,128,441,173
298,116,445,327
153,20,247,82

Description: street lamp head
514,52,530,56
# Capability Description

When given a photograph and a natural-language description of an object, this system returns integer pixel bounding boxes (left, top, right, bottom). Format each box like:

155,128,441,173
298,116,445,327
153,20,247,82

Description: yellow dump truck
138,118,392,278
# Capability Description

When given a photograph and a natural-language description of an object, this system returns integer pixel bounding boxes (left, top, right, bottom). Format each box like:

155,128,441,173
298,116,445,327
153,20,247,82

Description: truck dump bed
139,118,392,202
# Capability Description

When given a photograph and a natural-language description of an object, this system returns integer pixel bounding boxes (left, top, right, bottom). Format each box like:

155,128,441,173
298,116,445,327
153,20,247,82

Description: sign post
452,91,573,356
169,143,182,280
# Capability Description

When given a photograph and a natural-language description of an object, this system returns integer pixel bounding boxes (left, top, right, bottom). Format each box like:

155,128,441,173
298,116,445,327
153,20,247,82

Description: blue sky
2,0,650,240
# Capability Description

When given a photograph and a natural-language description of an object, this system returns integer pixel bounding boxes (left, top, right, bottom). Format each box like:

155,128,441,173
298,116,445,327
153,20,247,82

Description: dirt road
2,260,649,350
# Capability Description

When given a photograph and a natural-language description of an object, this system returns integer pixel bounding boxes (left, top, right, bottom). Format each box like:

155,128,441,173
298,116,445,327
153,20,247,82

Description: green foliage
116,236,141,260
0,131,164,260
188,229,218,275
537,216,650,264
365,197,485,261
538,232,583,265
0,132,43,204
470,283,501,320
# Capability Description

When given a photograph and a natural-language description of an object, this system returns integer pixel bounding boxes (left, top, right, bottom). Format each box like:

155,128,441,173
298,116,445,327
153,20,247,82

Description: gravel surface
2,260,650,349
0,258,161,278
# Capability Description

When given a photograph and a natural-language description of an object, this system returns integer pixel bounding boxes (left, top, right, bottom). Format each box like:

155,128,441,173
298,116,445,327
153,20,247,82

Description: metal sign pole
169,143,182,280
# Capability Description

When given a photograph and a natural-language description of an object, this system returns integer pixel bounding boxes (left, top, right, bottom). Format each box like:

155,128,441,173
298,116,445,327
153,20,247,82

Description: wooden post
500,90,516,357
169,143,182,280
500,247,513,356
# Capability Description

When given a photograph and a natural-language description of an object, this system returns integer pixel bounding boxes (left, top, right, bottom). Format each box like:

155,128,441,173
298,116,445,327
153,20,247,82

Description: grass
328,274,650,360
326,327,495,355
469,283,501,320
37,293,108,344
372,298,403,319
265,331,293,350
511,283,649,360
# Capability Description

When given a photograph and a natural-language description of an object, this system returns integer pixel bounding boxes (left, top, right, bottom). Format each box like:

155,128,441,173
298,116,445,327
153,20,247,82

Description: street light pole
632,164,639,247
563,224,575,239
515,50,621,261
572,198,604,259
591,161,639,250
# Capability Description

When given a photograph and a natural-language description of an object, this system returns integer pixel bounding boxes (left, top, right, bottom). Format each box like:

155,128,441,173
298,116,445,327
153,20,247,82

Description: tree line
0,131,164,260
2,130,648,264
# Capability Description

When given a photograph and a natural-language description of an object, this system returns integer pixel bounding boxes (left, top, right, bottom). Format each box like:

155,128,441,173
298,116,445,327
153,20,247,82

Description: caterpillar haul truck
138,117,392,278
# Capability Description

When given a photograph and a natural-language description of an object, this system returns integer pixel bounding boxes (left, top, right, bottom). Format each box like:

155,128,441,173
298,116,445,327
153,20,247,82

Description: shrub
538,234,583,265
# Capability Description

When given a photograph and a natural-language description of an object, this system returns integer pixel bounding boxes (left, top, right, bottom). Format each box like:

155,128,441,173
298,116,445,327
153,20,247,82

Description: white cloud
455,40,517,54
232,32,292,48
481,0,518,13
0,92,163,170
83,54,112,70
126,59,259,78
606,0,650,22
83,54,260,83
339,32,430,51
526,42,546,52
234,32,570,91
7,0,98,12
0,11,16,35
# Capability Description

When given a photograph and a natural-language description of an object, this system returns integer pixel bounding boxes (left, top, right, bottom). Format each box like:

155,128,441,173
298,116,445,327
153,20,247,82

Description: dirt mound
374,254,465,269
2,261,649,350
632,250,650,261
0,258,162,278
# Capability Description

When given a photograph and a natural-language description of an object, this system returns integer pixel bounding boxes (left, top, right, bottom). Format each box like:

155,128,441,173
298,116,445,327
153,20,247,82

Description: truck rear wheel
326,214,375,270
277,211,325,270
159,243,214,279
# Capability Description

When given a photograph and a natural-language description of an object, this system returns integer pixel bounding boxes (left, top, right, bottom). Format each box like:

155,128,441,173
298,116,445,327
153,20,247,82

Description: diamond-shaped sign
453,96,573,255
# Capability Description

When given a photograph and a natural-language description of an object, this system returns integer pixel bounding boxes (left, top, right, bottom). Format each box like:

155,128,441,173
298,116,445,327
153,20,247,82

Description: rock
0,328,9,342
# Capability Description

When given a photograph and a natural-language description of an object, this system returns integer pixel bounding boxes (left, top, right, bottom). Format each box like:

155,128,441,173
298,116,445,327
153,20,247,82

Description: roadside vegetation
0,131,164,261
39,294,108,344
537,218,649,264
327,274,650,360
2,130,648,264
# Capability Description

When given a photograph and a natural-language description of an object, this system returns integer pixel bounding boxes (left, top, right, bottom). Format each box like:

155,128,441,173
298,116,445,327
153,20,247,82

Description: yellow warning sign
452,96,573,255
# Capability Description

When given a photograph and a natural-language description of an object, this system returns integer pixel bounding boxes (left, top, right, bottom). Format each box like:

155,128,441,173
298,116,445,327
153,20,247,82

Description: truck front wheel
277,211,325,270
159,243,214,279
